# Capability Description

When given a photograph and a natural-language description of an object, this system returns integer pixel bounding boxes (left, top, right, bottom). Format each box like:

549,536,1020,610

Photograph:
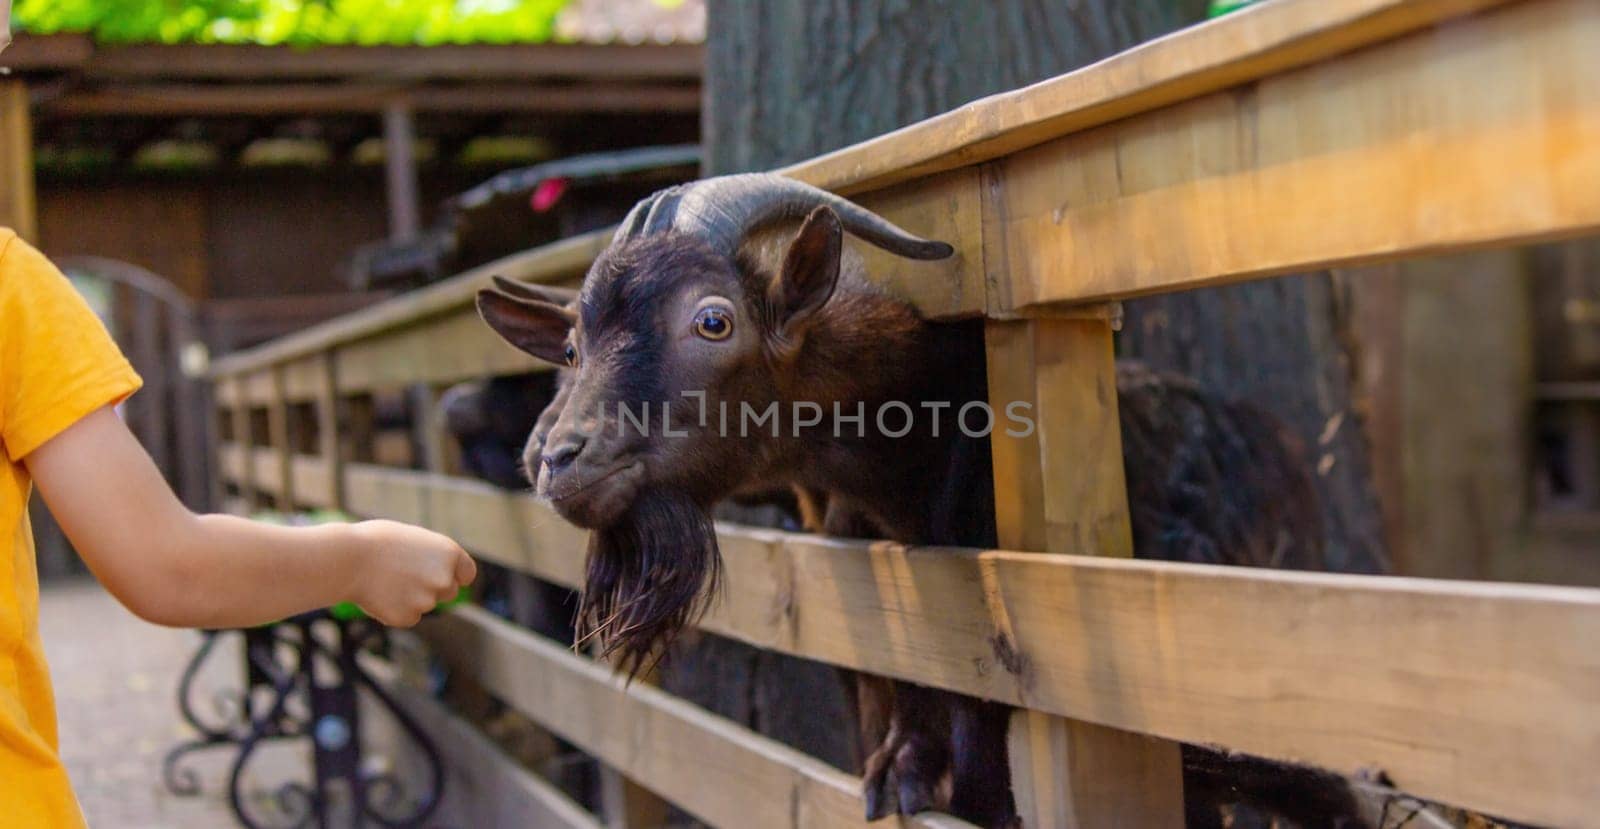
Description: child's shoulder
0,230,82,323
1,227,29,272
0,229,61,291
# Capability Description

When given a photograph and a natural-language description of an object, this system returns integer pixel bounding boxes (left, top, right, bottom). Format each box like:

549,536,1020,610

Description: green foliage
12,0,571,46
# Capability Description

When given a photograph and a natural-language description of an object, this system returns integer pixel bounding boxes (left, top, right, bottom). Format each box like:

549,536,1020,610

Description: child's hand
347,520,477,627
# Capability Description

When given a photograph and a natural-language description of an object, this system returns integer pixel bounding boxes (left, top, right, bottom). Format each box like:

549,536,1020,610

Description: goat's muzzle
538,453,646,529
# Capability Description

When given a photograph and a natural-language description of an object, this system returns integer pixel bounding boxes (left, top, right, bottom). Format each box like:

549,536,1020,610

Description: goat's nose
542,437,585,473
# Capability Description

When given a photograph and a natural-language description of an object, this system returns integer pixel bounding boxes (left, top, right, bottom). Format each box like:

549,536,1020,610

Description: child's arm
26,406,476,629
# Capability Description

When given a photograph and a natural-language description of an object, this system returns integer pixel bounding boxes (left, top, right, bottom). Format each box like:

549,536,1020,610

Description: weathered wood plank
213,443,331,509
336,309,551,393
217,442,247,486
343,464,587,586
985,316,1184,826
214,376,240,408
856,168,988,318
247,448,280,499
984,320,1134,556
995,0,1600,311
241,371,275,406
422,606,973,829
1007,712,1188,829
596,762,669,829
281,356,325,402
591,640,672,829
380,679,603,829
342,465,1600,827
289,455,332,509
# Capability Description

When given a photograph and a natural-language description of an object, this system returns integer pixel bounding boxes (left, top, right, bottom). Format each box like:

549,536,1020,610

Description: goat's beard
576,487,722,678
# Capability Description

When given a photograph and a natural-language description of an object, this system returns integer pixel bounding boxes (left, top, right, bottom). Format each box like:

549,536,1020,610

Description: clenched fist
344,520,477,627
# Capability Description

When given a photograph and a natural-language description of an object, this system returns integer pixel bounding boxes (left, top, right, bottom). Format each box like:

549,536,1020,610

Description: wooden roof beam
0,34,94,72
82,42,702,82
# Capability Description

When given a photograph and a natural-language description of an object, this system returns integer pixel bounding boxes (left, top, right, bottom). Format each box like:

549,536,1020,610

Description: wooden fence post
171,309,211,510
0,80,36,241
408,383,460,476
317,352,346,511
985,317,1186,827
268,368,294,509
588,643,671,828
230,381,258,513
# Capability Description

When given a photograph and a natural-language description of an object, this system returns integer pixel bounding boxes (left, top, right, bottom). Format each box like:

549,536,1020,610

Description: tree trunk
706,0,1206,174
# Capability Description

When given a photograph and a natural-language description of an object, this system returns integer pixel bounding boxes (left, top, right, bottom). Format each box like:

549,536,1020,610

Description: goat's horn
613,173,954,261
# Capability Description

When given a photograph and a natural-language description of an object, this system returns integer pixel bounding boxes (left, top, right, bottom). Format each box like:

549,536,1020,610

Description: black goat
475,174,1361,828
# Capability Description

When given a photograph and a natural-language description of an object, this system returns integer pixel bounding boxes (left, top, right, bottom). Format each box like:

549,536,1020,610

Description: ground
39,579,261,828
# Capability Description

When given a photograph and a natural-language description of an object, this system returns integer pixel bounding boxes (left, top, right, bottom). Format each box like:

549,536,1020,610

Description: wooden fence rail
208,0,1600,826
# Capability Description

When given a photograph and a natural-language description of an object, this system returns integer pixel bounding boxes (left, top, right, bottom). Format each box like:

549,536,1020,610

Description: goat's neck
774,288,977,542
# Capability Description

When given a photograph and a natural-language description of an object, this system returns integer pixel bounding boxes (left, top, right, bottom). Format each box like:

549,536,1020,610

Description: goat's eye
563,344,577,365
693,307,733,341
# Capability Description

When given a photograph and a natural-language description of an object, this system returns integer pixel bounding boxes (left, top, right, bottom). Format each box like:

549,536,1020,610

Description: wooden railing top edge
207,0,1514,380
207,229,607,378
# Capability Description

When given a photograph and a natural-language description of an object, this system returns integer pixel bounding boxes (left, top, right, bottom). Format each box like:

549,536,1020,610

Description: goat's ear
771,206,843,334
476,290,575,365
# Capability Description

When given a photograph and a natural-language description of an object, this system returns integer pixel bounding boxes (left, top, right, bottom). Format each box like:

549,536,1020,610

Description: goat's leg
850,672,896,818
818,501,974,822
858,678,953,820
947,694,1018,828
846,672,893,773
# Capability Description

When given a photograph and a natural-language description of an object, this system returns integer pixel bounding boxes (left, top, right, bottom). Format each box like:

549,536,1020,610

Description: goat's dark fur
478,205,1360,828
1119,362,1323,569
577,487,721,676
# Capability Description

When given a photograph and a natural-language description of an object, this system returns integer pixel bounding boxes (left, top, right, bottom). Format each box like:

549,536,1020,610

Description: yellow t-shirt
0,229,142,827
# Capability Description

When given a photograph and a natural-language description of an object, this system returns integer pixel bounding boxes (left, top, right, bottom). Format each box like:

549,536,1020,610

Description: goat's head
476,174,952,670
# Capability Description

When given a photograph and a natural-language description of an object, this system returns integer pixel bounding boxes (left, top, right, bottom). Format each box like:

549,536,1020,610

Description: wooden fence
208,1,1600,826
